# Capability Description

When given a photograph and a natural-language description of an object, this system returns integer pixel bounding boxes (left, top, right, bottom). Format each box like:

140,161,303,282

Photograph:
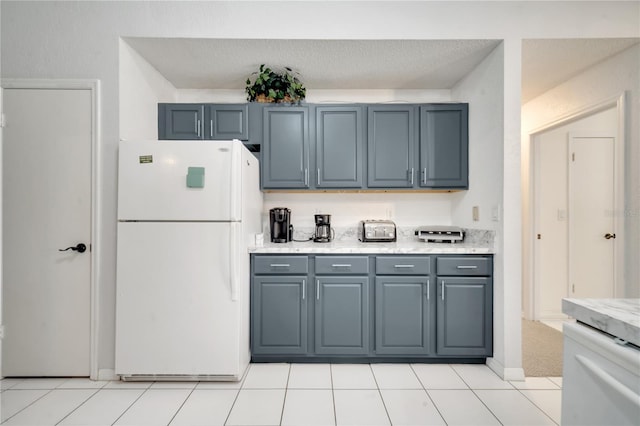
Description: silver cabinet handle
457,265,478,269
302,279,306,300
426,279,430,300
196,119,201,137
317,168,320,184
270,263,290,268
210,119,214,138
316,279,320,300
394,264,415,268
331,264,352,268
409,168,414,185
441,280,445,301
304,168,309,186
422,168,427,185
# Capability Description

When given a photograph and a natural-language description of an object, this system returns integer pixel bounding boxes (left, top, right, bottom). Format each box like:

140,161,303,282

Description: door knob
59,243,87,253
604,233,616,240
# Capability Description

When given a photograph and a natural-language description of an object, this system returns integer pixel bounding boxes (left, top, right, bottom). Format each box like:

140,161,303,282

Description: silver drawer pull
270,263,290,267
331,264,352,268
456,265,478,269
394,264,415,268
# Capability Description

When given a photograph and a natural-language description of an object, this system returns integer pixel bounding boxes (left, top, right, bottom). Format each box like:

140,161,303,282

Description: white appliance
562,321,640,425
115,140,262,381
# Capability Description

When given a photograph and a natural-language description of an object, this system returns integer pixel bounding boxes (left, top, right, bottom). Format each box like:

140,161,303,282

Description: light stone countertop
249,226,495,254
562,298,640,347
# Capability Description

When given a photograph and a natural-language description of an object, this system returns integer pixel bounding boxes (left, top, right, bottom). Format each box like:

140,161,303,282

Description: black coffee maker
269,207,292,243
313,214,333,243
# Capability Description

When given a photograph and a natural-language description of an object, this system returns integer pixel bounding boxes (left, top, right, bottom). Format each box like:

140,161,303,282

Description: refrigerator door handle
230,224,239,301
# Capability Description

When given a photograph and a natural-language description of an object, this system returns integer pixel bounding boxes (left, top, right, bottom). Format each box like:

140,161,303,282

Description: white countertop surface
249,239,493,254
562,298,640,347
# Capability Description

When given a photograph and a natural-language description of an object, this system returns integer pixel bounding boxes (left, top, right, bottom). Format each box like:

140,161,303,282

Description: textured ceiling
126,37,639,102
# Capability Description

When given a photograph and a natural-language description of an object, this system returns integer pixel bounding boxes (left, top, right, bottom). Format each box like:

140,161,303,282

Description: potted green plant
245,64,306,104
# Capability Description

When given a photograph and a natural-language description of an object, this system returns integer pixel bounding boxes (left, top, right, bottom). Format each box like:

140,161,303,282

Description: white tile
225,389,286,426
428,390,500,425
519,389,562,425
451,364,513,389
104,380,153,389
288,363,332,389
475,389,556,425
371,364,423,389
547,376,563,387
510,377,560,389
331,364,377,389
412,364,469,389
10,377,70,390
333,389,390,426
58,389,144,426
57,378,109,389
1,378,24,391
113,389,191,426
150,381,198,389
196,380,243,389
169,389,238,426
281,389,335,426
242,363,290,389
3,389,97,426
0,389,49,422
380,389,445,425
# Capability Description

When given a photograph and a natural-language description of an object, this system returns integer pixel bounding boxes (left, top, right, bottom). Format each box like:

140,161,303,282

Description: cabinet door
315,106,364,188
436,277,492,356
262,107,310,189
375,277,432,355
206,104,249,140
159,104,204,140
251,276,308,355
315,277,370,355
419,104,468,188
367,105,416,188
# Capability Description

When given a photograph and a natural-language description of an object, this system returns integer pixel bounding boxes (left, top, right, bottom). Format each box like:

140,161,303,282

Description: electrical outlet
492,205,501,222
472,206,479,221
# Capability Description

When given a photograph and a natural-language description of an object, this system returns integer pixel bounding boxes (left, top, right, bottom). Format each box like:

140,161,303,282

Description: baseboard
97,368,118,381
486,357,526,381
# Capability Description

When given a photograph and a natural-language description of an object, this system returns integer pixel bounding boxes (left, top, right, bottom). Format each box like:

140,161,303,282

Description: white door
2,88,92,376
569,135,615,298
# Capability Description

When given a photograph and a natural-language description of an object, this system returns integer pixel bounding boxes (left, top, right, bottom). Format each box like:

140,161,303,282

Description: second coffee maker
269,207,292,243
313,214,334,243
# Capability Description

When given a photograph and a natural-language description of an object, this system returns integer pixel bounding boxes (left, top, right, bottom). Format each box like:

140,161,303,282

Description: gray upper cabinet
314,277,370,355
158,103,249,140
436,277,492,356
367,105,417,188
315,106,364,188
251,276,308,355
159,103,204,139
375,276,432,355
206,104,249,140
419,104,469,188
262,106,310,189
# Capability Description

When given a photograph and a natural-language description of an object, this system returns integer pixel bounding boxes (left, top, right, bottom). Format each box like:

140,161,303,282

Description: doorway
531,104,622,321
1,81,99,377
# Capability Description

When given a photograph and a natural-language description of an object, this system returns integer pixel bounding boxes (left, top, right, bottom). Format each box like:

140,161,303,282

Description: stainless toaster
358,220,397,242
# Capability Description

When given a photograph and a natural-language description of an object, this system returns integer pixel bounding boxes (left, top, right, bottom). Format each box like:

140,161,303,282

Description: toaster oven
358,220,397,242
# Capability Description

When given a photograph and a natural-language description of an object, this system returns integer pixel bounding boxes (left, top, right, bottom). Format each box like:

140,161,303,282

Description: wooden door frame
525,92,626,320
1,79,101,379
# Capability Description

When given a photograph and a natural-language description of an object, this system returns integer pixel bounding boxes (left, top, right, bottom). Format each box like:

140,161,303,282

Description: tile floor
0,363,562,425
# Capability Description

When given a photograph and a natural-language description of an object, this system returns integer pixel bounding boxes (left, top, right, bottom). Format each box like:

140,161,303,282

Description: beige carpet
522,319,564,377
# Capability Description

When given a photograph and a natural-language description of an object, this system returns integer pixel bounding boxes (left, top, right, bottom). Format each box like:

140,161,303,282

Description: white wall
119,40,177,141
1,0,638,379
522,43,640,308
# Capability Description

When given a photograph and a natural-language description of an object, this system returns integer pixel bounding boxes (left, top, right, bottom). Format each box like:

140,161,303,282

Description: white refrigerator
115,140,262,381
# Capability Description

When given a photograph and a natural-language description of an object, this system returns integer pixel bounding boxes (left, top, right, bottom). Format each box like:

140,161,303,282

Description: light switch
472,206,479,221
186,167,205,188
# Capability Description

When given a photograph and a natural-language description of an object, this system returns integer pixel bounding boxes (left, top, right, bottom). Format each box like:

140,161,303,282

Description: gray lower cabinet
315,277,369,355
262,106,310,189
251,276,308,355
375,276,432,355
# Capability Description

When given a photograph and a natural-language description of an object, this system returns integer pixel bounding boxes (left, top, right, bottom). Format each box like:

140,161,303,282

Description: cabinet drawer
315,256,369,274
253,256,309,274
375,256,430,275
437,257,491,276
